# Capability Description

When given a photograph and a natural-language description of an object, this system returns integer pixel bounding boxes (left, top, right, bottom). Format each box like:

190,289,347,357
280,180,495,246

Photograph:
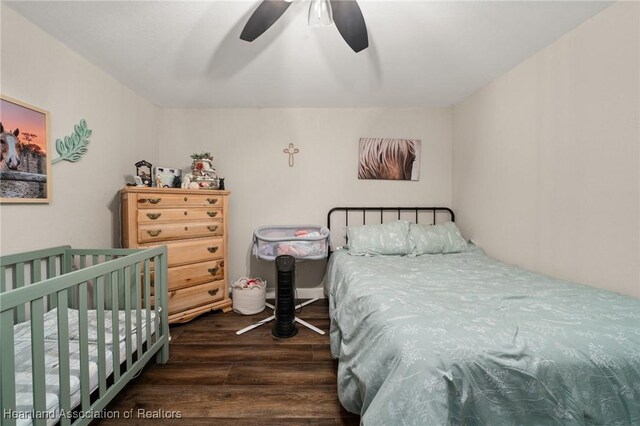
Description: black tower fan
273,255,298,338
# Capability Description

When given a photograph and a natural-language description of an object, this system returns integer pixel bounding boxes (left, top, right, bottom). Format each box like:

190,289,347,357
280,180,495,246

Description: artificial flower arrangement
182,152,220,189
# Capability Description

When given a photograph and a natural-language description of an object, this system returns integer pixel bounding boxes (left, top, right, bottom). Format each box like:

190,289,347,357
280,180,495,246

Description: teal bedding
326,248,640,425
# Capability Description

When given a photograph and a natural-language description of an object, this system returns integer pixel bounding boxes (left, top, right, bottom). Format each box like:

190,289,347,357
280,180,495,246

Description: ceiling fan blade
330,0,368,53
240,0,293,42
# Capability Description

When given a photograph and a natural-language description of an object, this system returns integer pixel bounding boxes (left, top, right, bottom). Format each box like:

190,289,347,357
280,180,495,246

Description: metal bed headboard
327,206,455,254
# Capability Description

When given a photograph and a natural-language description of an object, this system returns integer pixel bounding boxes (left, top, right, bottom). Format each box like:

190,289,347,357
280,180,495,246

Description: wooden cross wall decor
283,143,299,167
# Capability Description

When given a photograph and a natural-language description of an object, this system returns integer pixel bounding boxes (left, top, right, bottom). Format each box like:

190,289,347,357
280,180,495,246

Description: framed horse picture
0,95,51,203
358,138,421,181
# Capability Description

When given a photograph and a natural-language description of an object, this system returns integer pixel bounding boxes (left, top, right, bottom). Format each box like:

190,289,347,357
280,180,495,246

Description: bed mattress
12,308,156,426
326,247,640,425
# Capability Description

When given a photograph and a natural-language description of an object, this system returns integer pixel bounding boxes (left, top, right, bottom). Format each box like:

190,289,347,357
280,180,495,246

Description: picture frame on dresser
120,186,232,323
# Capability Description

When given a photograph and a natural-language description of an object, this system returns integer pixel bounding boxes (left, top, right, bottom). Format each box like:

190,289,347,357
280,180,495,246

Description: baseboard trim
266,287,326,300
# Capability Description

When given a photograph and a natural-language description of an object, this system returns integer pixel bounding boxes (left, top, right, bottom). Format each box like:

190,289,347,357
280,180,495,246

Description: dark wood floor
97,299,359,425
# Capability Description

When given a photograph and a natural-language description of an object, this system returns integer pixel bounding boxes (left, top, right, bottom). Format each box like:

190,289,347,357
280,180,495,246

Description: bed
325,207,640,425
1,246,170,426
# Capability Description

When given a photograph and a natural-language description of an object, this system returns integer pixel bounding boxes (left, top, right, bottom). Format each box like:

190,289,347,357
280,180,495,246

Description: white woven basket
232,277,267,315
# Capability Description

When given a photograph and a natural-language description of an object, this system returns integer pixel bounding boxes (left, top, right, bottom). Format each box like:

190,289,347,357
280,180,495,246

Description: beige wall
452,2,640,297
159,108,452,296
0,5,160,254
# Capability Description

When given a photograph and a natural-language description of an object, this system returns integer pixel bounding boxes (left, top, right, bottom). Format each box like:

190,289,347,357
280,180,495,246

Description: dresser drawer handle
146,212,161,220
207,211,218,218
138,198,161,204
206,198,218,204
208,225,218,232
146,230,162,237
207,246,219,254
170,291,176,297
208,267,220,275
208,288,220,297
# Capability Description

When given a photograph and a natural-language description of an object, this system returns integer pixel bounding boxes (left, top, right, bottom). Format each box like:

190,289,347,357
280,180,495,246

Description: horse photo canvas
358,138,421,181
0,95,51,203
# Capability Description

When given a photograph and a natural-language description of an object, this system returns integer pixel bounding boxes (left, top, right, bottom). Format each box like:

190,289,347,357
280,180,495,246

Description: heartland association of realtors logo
3,408,182,420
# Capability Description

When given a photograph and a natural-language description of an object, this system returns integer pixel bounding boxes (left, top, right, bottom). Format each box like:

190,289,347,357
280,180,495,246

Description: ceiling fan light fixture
308,0,333,28
240,0,368,52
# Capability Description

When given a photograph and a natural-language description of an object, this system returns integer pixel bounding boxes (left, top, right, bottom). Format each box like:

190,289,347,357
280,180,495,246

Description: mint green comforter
326,248,640,425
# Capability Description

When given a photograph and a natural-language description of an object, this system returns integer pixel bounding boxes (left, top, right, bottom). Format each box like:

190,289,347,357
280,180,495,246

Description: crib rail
0,246,169,426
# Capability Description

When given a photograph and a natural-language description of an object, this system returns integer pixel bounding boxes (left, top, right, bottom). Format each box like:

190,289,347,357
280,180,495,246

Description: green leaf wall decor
52,119,92,164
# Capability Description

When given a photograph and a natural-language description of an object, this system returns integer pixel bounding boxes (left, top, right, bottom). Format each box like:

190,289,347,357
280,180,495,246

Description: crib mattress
12,308,156,426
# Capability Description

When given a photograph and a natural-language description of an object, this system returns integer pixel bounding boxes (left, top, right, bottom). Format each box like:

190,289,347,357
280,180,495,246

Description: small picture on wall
0,95,51,203
358,138,421,181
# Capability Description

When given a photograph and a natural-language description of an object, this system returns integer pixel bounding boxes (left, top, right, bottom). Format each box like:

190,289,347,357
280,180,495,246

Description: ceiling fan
240,0,369,53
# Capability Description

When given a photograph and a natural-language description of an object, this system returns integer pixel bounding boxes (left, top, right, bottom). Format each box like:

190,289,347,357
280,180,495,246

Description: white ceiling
6,0,613,108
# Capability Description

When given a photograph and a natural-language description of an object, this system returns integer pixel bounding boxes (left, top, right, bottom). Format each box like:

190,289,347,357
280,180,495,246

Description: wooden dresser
120,187,232,323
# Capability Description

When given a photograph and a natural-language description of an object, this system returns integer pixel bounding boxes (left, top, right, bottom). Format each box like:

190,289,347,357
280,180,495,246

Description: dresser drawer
168,303,221,324
156,259,224,291
138,207,222,223
151,280,225,314
136,193,222,208
139,221,223,243
142,238,223,267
